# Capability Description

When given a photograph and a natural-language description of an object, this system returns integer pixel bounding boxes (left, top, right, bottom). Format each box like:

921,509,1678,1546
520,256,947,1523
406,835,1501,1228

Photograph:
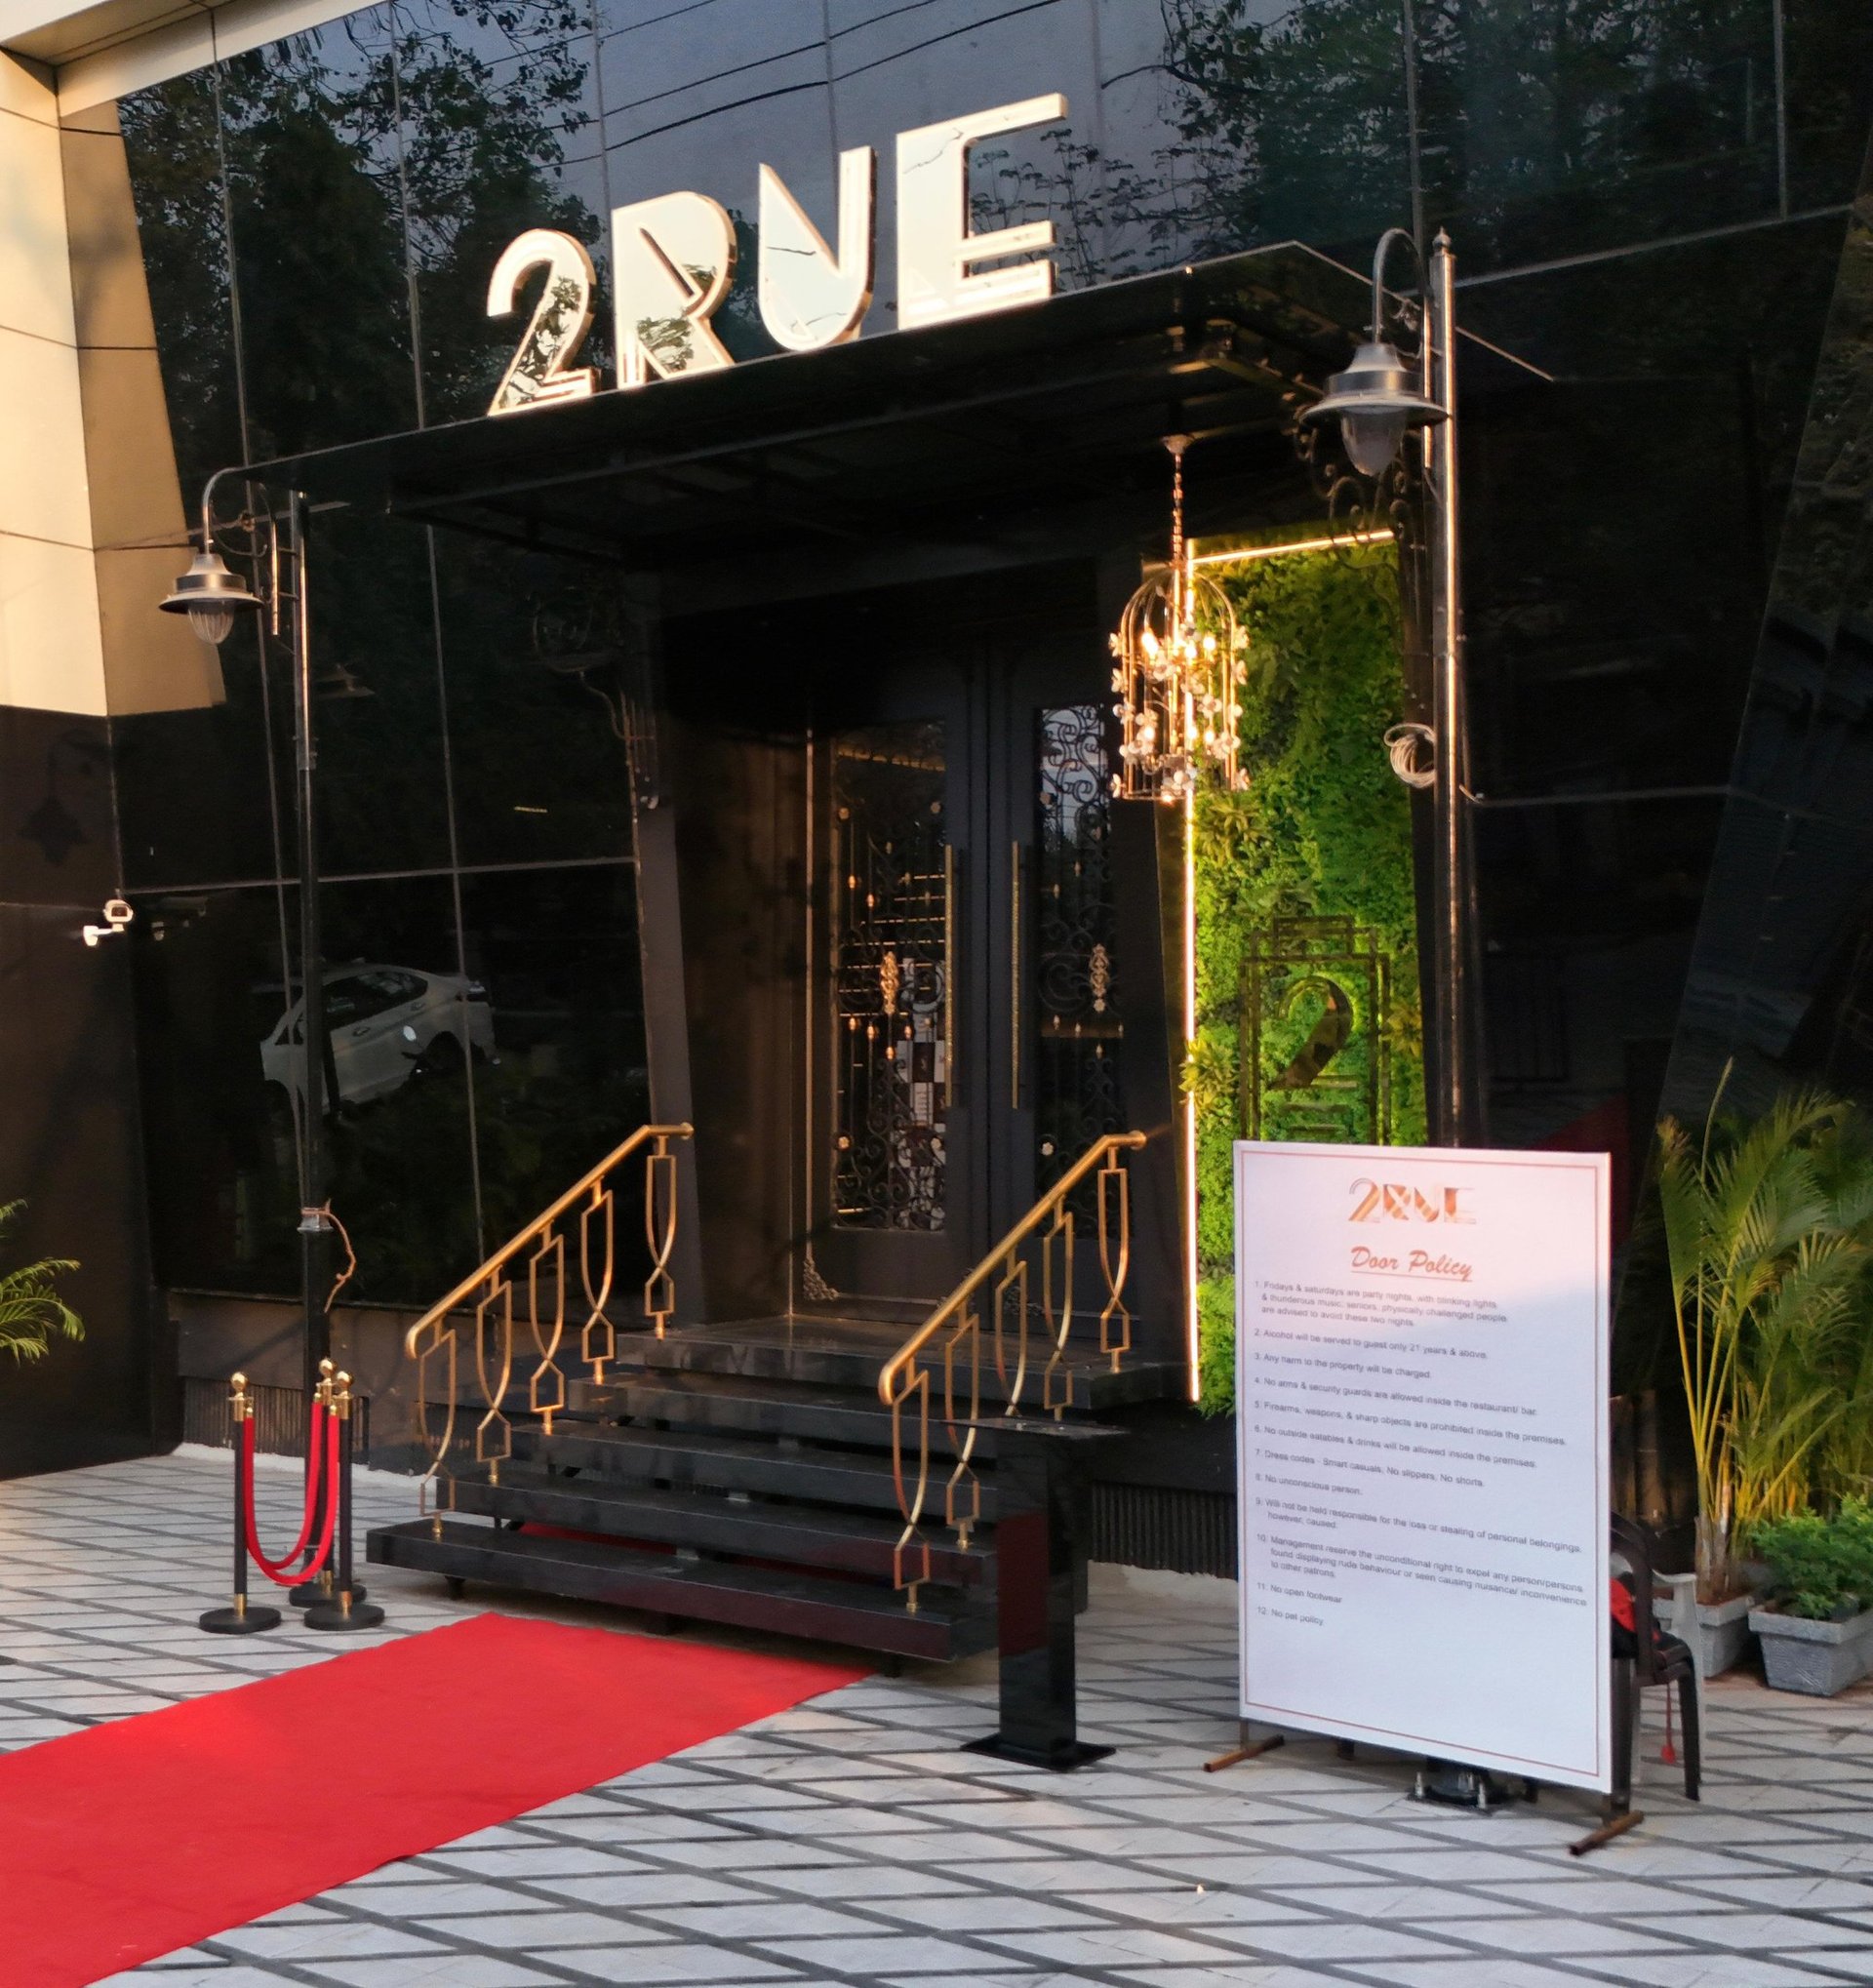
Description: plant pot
1660,1587,1756,1677
1750,1604,1873,1696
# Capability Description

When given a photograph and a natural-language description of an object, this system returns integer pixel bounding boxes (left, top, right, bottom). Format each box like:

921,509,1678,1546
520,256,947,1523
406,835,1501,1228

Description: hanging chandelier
1109,437,1249,804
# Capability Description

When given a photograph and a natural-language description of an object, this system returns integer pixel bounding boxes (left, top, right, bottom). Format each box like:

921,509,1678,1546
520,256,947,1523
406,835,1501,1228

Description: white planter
1686,1590,1757,1669
1661,1586,1756,1678
1750,1604,1873,1696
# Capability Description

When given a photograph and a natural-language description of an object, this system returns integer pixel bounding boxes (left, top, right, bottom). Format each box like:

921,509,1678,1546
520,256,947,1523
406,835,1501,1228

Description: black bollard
961,1419,1112,1770
306,1371,385,1632
201,1374,283,1636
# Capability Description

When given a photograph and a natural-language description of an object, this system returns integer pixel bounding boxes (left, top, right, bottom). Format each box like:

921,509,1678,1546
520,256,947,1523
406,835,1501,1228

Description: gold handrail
878,1130,1147,1611
406,1122,693,1513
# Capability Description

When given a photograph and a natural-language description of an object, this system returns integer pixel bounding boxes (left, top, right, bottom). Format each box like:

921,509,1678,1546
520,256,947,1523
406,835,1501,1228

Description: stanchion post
291,1358,339,1607
307,1371,385,1632
200,1374,283,1636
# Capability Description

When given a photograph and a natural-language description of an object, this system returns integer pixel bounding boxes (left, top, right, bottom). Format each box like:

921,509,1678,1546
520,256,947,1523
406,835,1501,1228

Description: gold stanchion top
228,1372,251,1423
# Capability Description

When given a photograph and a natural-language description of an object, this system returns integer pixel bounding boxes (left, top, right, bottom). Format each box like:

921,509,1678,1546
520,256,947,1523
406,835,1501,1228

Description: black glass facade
108,0,1873,1349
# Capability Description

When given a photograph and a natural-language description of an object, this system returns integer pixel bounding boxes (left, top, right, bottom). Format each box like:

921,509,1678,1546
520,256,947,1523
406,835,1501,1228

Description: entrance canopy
246,245,1411,599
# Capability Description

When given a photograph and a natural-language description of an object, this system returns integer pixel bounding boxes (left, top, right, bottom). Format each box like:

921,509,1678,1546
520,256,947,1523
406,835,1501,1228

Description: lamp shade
160,549,260,647
1301,338,1447,477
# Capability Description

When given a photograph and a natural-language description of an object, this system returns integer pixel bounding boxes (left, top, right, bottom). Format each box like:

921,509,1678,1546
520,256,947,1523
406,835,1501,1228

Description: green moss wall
1193,539,1426,1411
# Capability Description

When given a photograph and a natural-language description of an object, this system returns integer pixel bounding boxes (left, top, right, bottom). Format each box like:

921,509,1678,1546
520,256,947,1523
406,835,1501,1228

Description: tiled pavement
6,1456,1873,1986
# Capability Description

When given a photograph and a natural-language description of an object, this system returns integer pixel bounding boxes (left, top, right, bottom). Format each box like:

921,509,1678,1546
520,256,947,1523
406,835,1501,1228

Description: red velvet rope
239,1410,339,1585
246,1407,324,1572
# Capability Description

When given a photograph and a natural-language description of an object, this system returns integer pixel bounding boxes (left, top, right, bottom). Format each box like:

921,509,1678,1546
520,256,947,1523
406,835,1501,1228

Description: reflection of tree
119,3,647,1306
121,0,597,475
969,0,1830,290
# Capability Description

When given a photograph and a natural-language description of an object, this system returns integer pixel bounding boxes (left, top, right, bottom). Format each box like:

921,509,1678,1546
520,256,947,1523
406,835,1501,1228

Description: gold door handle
1010,840,1022,1109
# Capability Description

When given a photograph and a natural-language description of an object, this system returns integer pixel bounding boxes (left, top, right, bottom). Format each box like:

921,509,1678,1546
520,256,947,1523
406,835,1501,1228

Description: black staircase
370,1126,1176,1669
369,1316,1178,1659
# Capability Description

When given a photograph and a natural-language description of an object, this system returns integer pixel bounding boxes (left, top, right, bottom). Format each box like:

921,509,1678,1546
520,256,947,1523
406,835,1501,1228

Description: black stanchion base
961,1732,1113,1772
200,1604,282,1635
290,1575,367,1607
304,1595,385,1632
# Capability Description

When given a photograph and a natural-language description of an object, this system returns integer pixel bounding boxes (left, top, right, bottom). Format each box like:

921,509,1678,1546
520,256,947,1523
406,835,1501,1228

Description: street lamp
160,547,260,647
1301,226,1470,1147
162,474,336,1418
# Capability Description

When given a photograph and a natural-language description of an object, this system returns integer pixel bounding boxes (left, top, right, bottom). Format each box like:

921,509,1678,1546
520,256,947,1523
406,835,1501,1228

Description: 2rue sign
484,92,1066,417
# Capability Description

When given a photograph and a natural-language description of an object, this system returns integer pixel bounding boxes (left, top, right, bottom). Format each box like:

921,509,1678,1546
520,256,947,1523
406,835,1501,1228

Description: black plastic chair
1611,1514,1701,1805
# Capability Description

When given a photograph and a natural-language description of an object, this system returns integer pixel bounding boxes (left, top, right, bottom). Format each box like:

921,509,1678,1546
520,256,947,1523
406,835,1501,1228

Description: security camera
82,898,134,948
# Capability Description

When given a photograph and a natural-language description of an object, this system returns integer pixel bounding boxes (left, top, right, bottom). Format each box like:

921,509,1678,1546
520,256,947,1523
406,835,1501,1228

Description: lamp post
163,476,334,1403
1302,227,1471,1147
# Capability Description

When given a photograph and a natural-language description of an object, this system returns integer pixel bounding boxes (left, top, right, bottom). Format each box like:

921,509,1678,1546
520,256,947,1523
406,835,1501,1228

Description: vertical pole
1425,232,1467,1146
307,1372,385,1631
200,1373,282,1634
291,494,333,1392
336,1385,354,1609
231,1387,250,1613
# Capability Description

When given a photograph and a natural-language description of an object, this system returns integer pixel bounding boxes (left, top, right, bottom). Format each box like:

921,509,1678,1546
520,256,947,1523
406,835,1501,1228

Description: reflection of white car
260,965,496,1109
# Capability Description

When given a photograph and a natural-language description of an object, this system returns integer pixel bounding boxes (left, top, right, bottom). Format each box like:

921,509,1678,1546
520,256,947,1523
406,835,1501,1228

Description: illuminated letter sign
485,92,1067,414
757,147,875,351
896,93,1065,330
613,190,738,386
485,228,597,413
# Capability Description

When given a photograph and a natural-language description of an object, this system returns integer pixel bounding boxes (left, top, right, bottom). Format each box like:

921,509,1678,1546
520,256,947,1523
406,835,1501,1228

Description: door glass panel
1036,704,1124,1188
833,723,950,1231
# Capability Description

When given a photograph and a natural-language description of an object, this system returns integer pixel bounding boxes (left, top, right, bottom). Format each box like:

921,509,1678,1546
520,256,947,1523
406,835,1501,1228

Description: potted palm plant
0,1201,83,1368
1656,1078,1873,1673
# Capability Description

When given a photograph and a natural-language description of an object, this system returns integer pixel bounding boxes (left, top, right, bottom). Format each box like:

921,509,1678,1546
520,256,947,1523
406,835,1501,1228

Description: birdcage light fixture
1109,437,1249,804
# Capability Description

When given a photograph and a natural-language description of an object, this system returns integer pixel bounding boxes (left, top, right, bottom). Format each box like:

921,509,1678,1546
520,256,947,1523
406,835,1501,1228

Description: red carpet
0,1613,866,1986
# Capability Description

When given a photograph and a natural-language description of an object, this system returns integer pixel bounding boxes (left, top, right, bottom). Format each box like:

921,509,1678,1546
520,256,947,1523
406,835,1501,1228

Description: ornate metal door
803,631,1126,1310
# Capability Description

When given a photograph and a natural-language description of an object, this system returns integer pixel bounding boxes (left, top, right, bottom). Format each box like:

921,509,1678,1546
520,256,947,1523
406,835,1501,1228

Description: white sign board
1234,1141,1612,1792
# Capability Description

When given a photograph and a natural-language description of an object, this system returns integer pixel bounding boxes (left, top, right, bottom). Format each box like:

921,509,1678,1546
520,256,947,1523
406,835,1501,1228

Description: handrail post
962,1417,1114,1771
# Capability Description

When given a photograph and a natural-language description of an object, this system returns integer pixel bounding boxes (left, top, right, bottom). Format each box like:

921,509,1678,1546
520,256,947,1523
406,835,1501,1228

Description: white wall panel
55,0,366,112
0,324,90,545
0,531,104,713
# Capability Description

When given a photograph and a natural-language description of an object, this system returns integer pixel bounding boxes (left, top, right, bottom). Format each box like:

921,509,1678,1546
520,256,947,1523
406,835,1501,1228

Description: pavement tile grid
7,1457,1873,1985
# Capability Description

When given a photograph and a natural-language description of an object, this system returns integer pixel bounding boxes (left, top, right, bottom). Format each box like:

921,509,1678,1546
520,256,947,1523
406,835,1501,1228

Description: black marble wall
0,707,163,1475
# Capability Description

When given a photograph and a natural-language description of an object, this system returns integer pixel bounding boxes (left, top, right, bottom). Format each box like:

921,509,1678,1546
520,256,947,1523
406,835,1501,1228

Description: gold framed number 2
486,228,598,416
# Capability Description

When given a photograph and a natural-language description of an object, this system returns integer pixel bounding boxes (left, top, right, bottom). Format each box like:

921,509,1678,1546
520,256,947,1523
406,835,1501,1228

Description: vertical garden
1193,537,1426,1411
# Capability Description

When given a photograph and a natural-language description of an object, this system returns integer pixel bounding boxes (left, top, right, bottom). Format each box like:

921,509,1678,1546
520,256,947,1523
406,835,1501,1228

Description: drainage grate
181,1377,371,1458
1092,1483,1236,1577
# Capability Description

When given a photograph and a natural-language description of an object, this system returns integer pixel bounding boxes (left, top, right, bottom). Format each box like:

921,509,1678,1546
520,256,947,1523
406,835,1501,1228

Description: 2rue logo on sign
1347,1178,1473,1225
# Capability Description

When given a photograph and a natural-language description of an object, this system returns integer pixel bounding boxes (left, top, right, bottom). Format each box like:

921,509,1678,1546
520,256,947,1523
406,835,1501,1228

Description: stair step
367,1518,991,1660
612,1319,1176,1411
516,1421,1001,1520
578,1370,992,1455
443,1468,989,1585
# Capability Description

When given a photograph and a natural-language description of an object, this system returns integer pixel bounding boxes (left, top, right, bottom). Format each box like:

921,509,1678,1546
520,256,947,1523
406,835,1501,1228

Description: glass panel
432,537,637,867
314,874,482,1302
219,12,421,458
832,722,949,1231
1035,703,1123,1189
131,885,302,1296
458,862,651,1244
402,0,610,425
310,508,454,876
